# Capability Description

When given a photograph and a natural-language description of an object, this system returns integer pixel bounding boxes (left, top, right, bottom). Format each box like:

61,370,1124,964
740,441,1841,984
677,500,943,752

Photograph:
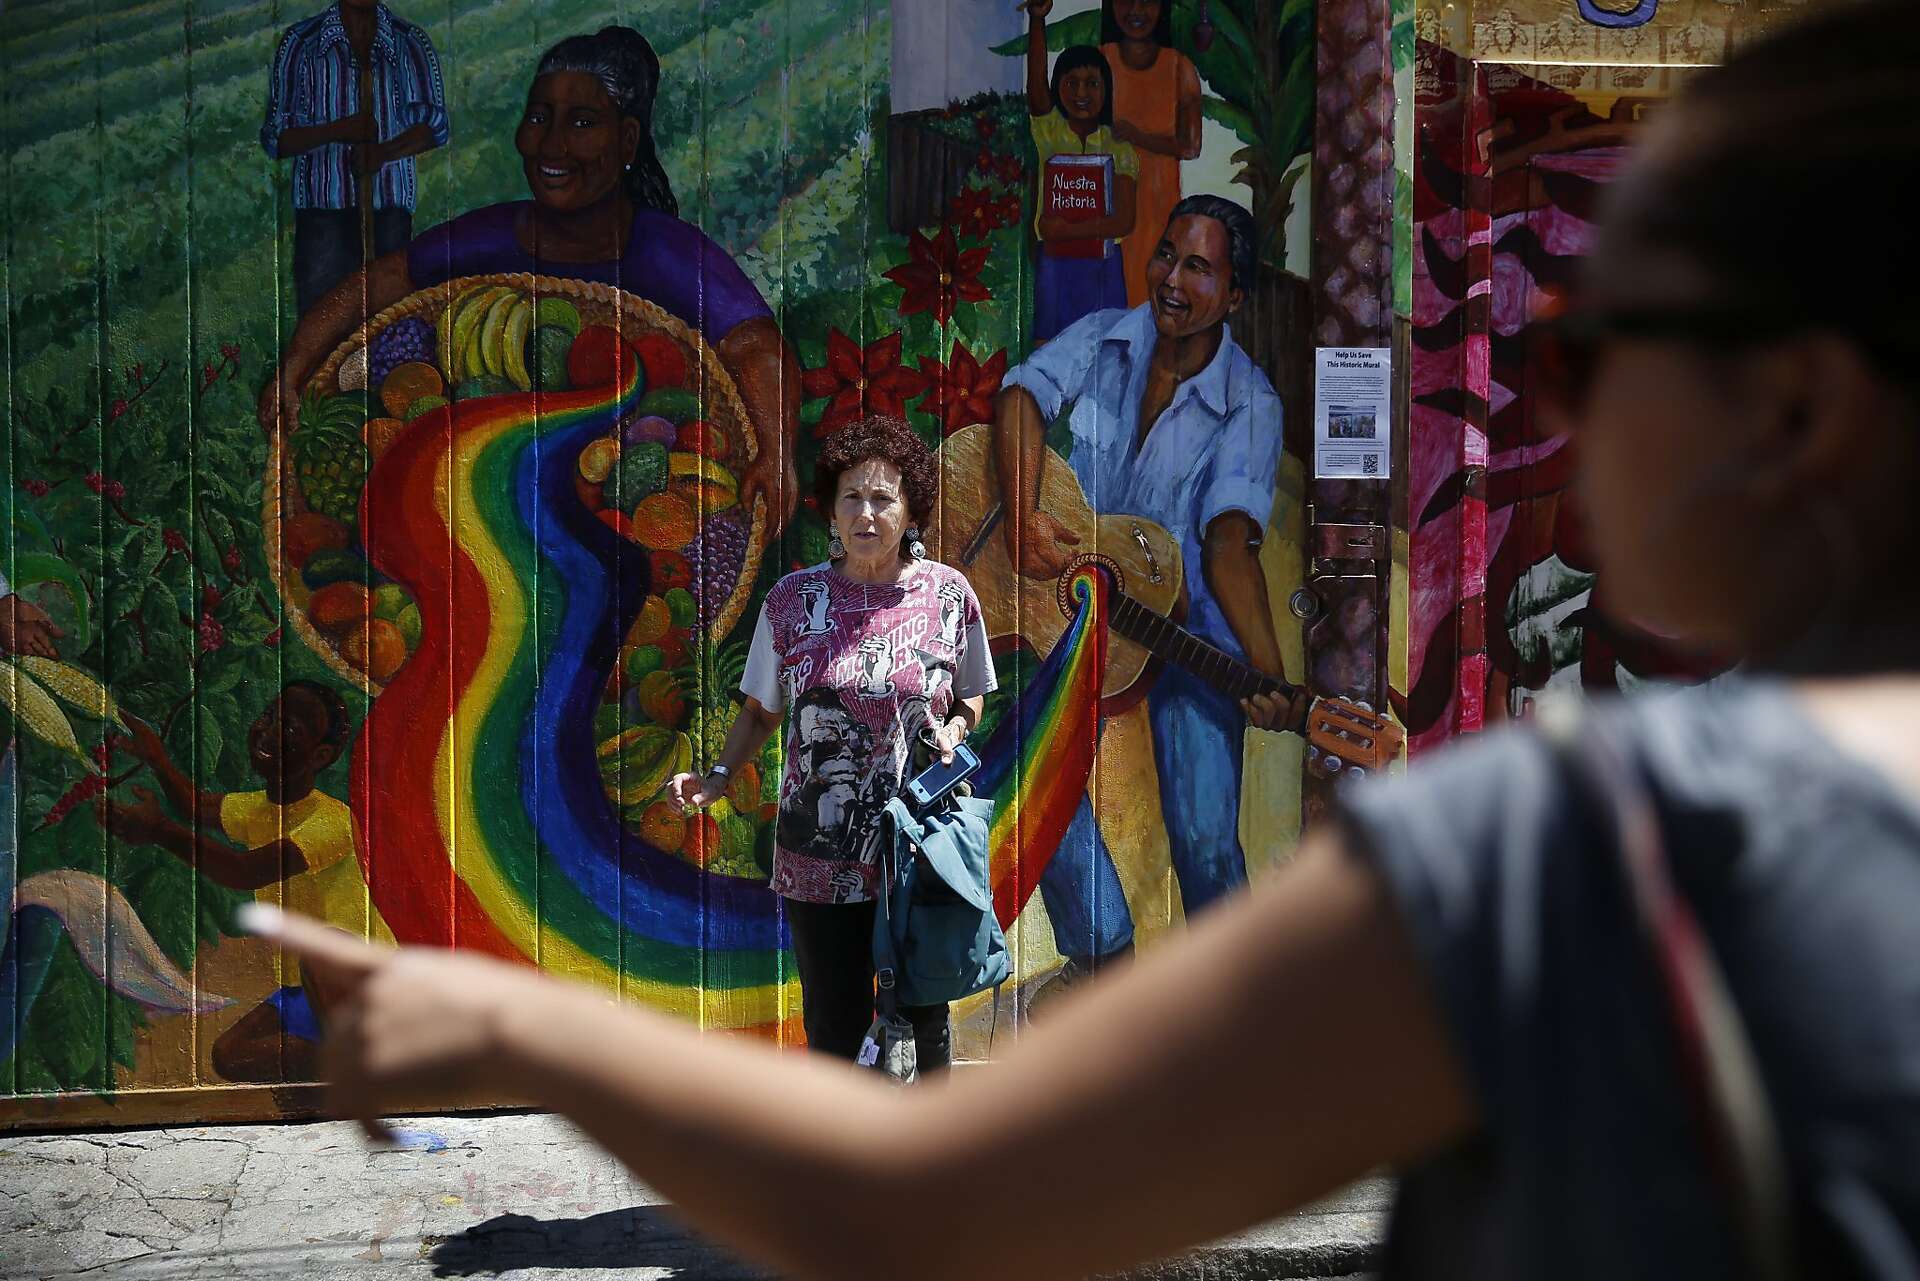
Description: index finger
236,904,388,983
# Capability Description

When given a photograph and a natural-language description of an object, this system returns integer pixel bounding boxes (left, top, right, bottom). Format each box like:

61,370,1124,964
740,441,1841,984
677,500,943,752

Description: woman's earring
624,162,633,172
827,531,846,560
905,528,927,561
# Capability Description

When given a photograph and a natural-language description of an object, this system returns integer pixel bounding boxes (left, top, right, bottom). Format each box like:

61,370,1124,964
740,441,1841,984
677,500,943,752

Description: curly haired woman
666,416,994,1073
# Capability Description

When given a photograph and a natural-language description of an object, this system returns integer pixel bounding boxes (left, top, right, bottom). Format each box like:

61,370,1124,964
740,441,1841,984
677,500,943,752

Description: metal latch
1309,521,1388,562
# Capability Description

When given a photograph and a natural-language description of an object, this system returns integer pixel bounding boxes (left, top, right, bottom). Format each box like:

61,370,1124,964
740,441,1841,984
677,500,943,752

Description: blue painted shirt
259,3,448,212
1003,305,1284,657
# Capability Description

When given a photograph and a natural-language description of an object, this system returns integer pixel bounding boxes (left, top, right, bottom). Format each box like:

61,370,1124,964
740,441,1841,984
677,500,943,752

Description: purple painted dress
406,201,771,339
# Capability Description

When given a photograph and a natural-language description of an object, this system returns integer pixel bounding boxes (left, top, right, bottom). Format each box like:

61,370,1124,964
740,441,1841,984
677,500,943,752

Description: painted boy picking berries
96,680,390,1082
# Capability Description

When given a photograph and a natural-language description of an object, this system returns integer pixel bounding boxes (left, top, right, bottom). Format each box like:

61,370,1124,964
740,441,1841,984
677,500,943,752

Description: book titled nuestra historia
1043,152,1114,259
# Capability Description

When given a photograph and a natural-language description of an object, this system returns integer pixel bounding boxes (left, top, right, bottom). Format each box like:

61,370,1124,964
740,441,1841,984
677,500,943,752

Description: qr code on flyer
1362,455,1380,476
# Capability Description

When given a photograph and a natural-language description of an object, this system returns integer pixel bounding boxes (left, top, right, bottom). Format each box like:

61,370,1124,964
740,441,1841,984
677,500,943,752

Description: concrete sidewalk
0,1112,1387,1280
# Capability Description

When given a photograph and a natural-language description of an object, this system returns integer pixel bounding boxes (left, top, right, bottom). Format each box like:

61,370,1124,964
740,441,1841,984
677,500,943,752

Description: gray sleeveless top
1337,679,1920,1280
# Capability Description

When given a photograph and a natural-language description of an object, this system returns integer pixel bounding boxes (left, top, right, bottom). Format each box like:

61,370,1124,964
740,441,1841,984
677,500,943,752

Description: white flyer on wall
1313,347,1393,479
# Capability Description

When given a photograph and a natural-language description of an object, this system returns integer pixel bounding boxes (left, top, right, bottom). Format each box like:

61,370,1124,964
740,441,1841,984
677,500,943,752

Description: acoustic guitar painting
927,425,1402,774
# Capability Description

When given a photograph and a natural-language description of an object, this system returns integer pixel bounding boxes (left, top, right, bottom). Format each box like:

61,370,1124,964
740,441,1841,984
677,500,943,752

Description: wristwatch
705,763,732,784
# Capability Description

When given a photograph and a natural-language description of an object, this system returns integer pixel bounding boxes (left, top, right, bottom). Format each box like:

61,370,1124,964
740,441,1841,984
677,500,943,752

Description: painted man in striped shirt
260,0,448,316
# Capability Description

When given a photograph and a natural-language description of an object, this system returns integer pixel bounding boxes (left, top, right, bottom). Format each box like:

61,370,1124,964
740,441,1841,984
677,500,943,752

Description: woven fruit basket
264,273,768,692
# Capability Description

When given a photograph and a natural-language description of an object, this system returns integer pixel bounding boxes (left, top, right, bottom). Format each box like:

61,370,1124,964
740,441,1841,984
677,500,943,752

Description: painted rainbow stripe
352,365,797,1030
974,565,1108,926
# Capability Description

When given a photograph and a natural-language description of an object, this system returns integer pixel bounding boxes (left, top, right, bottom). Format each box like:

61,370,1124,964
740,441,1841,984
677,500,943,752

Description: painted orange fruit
728,762,761,810
379,362,444,418
629,493,698,551
342,618,409,682
307,581,371,632
683,813,720,868
640,800,686,852
631,595,672,645
362,416,407,460
635,670,686,727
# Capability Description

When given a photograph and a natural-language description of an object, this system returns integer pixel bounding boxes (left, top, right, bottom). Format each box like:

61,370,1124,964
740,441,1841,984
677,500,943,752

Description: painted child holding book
1024,17,1138,341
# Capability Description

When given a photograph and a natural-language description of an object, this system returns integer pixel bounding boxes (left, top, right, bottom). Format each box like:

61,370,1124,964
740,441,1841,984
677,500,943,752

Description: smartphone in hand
905,742,981,810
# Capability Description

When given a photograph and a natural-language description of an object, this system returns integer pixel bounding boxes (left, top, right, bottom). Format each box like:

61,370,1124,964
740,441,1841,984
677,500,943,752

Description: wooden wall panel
4,0,1338,1126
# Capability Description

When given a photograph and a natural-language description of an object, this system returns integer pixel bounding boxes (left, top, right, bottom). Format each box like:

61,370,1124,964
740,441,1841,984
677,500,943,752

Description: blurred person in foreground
246,4,1920,1278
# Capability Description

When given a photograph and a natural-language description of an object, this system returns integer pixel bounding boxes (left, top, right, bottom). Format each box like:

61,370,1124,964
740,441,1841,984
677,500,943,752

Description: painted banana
502,297,535,391
437,283,491,381
449,286,510,383
478,291,522,379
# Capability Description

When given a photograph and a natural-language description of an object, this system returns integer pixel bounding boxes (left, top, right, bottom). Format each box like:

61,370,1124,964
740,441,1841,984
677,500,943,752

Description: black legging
784,897,951,1073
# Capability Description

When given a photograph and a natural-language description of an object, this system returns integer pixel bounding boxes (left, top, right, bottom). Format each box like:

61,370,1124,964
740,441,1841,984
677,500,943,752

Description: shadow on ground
427,1207,770,1278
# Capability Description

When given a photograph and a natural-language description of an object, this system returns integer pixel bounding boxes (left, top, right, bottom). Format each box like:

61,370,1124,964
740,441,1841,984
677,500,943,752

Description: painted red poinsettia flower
883,226,991,325
916,344,1008,437
974,114,995,141
800,329,928,437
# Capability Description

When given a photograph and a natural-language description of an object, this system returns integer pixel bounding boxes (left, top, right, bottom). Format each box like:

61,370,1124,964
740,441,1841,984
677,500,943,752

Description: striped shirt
259,3,448,212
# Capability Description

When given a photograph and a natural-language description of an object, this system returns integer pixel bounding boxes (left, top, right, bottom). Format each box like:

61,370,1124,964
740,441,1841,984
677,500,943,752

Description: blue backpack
872,792,1009,1008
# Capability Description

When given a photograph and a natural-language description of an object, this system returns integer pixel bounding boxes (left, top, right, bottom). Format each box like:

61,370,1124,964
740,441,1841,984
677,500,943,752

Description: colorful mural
1400,0,1826,749
2,0,1343,1122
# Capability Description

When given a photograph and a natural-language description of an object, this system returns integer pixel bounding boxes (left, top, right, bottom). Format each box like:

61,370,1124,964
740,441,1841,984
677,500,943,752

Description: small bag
856,972,919,1085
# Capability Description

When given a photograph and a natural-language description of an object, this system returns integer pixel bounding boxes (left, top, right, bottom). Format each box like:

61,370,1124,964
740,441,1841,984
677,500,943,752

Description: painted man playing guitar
987,195,1301,1000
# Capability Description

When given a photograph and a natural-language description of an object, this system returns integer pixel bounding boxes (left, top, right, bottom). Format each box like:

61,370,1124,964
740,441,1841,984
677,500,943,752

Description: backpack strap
1541,704,1795,1281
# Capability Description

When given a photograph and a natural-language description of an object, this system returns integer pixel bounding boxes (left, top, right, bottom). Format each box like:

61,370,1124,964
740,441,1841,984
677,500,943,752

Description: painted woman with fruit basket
259,25,800,529
245,25,811,1033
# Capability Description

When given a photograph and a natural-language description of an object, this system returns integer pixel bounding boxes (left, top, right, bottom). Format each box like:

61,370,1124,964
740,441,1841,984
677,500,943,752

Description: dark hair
1164,194,1256,292
813,415,939,547
1100,0,1173,48
1594,0,1917,392
1050,45,1115,129
534,27,678,216
282,679,352,755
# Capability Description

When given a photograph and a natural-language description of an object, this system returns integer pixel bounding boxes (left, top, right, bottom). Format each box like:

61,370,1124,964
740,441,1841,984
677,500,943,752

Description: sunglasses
1531,293,1787,412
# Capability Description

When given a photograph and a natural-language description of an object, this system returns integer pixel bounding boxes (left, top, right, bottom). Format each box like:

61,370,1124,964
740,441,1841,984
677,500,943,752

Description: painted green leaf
1201,96,1262,147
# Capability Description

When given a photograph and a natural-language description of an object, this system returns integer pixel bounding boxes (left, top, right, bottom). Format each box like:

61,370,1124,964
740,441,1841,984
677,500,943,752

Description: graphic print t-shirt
741,562,995,905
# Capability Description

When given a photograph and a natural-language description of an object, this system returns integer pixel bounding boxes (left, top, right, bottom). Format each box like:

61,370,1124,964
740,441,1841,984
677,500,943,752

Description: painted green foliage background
1,0,1041,1095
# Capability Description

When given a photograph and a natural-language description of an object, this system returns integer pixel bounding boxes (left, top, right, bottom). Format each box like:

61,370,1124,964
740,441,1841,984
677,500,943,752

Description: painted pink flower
198,614,224,653
109,398,129,420
22,479,50,498
162,527,188,553
84,473,106,494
